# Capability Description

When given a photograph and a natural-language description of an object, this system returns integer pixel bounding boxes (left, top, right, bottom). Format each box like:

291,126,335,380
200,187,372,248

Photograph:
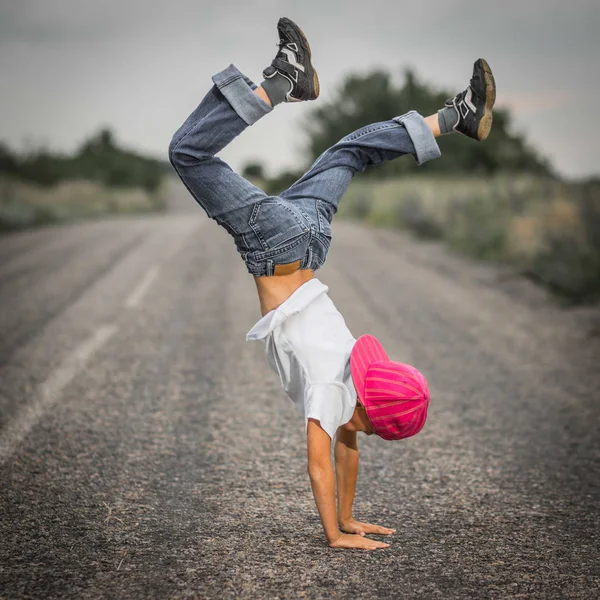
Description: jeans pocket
310,233,331,269
316,199,333,239
249,199,308,250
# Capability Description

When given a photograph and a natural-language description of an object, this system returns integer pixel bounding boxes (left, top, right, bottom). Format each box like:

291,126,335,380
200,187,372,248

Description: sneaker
445,58,496,141
263,17,320,102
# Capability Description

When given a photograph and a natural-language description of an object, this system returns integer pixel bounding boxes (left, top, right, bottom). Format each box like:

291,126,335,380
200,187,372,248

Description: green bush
445,195,509,260
0,129,169,193
0,129,168,231
338,175,600,303
524,182,600,302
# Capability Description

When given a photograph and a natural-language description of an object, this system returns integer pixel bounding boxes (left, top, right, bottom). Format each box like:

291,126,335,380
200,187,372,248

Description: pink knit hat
350,335,430,441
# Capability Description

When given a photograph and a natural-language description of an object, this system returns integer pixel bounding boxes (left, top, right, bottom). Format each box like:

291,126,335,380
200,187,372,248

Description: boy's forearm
308,462,341,543
335,431,359,523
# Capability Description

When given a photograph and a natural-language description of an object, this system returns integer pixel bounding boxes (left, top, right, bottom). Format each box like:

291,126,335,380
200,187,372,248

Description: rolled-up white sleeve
304,382,353,440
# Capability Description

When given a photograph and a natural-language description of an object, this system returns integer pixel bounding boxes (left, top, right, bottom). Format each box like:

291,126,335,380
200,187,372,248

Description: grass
338,175,600,304
0,177,167,232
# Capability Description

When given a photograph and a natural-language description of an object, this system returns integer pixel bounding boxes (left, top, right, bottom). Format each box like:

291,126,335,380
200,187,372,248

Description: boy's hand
339,518,396,537
329,532,390,550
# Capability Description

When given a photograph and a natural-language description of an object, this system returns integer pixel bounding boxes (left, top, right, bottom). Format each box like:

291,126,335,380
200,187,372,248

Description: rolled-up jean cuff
212,64,273,125
394,110,441,165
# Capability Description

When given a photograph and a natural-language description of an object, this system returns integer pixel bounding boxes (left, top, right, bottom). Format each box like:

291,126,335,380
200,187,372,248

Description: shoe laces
468,72,482,99
274,39,294,62
276,39,294,52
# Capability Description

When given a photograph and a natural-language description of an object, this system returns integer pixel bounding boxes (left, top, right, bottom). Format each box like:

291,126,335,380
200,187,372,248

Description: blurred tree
304,69,551,177
242,162,266,180
0,142,19,177
265,169,304,195
241,162,305,195
0,128,168,193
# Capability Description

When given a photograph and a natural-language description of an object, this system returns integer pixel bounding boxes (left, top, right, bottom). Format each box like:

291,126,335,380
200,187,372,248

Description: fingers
364,541,390,550
377,526,396,535
340,524,366,536
330,533,391,550
340,520,396,536
365,524,396,535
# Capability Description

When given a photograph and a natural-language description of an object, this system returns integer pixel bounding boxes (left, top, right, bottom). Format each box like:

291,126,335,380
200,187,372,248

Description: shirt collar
246,278,329,341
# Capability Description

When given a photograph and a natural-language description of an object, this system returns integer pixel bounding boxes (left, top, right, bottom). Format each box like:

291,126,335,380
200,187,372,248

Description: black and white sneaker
263,17,320,102
445,58,496,141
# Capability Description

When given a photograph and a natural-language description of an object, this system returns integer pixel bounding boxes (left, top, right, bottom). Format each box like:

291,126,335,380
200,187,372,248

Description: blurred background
1,0,599,301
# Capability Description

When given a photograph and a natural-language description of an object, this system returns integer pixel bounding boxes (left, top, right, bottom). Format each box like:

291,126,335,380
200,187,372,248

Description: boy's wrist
338,514,353,527
326,528,343,544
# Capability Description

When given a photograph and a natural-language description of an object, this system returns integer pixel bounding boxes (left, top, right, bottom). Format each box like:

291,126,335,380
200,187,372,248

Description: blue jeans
169,64,441,276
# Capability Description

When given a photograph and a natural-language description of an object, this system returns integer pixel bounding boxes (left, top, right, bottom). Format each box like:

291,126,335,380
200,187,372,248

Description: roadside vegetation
338,175,600,303
0,129,169,231
244,68,599,304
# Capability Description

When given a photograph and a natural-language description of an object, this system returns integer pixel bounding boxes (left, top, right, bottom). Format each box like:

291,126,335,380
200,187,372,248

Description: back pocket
316,199,333,239
249,199,308,250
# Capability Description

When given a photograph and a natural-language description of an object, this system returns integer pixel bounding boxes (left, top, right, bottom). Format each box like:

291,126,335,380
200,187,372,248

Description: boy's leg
279,111,441,212
169,16,319,242
169,64,272,223
280,59,496,215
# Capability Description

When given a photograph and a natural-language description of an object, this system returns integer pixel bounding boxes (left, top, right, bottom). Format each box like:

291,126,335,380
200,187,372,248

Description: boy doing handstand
169,18,496,550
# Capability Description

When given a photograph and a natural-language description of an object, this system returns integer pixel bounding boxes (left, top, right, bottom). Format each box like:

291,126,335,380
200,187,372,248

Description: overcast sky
1,0,598,179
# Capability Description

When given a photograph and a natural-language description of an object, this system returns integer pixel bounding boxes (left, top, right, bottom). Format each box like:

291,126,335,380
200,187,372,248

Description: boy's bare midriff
254,269,315,316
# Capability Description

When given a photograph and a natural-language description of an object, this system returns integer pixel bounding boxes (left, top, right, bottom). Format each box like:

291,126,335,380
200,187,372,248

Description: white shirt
246,278,357,440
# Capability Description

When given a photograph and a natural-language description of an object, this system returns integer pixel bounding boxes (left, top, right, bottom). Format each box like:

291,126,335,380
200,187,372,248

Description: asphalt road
1,184,599,599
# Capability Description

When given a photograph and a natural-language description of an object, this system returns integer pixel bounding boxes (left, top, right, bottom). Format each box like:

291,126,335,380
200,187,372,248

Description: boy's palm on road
330,532,391,550
339,518,396,537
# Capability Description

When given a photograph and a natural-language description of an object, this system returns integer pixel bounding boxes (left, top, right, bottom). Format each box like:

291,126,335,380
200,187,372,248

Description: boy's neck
254,269,315,316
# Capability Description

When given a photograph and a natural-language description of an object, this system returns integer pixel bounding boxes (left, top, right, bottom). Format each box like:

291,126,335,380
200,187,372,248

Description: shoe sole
477,58,496,141
280,17,320,99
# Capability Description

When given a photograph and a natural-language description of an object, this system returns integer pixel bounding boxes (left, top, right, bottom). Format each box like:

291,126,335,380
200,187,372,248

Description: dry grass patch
0,177,167,232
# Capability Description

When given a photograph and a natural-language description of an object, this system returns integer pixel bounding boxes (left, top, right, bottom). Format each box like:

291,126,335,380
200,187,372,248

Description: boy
169,17,496,550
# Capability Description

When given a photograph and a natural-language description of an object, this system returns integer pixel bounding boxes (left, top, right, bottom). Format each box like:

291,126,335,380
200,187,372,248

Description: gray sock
437,105,459,135
261,72,292,106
